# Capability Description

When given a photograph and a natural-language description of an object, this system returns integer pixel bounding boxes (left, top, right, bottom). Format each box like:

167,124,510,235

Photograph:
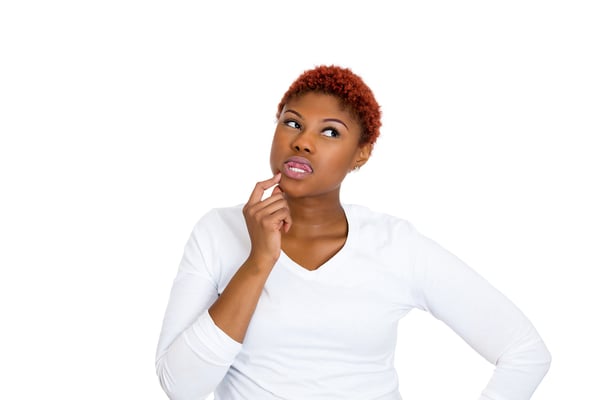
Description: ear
353,143,373,170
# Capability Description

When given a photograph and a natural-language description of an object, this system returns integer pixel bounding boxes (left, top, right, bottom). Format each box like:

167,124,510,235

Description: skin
209,92,372,342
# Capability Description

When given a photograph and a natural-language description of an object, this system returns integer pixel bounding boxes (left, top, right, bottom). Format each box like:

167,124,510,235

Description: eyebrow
284,109,349,129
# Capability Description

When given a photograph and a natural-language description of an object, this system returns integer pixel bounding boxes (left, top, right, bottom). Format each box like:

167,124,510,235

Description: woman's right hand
242,173,292,267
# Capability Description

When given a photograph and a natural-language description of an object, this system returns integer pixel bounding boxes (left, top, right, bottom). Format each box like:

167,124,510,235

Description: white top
156,204,551,400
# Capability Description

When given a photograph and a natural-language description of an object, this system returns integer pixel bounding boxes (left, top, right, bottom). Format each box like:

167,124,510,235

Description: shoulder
187,204,247,244
344,203,416,239
183,204,250,285
193,204,245,229
343,203,422,265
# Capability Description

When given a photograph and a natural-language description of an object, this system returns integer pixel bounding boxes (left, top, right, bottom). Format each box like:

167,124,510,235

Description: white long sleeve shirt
156,204,551,400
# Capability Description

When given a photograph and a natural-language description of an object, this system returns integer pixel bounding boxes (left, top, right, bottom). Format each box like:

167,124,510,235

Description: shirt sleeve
410,231,551,400
155,212,243,400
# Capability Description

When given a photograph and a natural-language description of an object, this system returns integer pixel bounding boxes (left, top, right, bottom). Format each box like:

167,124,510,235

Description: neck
284,193,347,238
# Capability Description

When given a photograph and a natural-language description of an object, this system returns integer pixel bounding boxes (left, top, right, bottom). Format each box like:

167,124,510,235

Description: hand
242,173,292,267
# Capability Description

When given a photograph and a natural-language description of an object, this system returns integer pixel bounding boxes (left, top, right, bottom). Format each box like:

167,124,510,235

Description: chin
278,177,302,197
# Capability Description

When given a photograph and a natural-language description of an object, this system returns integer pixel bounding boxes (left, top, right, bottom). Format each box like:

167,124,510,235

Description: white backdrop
1,1,598,399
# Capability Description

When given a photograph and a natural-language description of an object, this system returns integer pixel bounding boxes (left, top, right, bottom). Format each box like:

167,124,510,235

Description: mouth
283,156,313,179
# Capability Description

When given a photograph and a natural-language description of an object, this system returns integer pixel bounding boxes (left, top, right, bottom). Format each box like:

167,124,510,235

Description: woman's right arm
155,174,290,400
209,173,291,342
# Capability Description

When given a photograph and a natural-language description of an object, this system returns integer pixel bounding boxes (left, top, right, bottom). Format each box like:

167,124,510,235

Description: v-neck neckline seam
279,204,355,277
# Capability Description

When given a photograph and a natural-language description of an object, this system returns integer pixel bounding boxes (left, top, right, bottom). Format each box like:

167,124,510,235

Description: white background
1,1,598,399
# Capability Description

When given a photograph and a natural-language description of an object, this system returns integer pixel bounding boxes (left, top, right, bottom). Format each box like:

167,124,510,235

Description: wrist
245,251,279,273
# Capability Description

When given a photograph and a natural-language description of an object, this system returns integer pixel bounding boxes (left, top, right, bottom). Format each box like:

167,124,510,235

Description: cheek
335,149,360,170
322,156,354,182
270,130,285,149
269,133,284,170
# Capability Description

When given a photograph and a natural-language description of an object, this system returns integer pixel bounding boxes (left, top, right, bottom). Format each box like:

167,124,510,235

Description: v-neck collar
278,204,355,278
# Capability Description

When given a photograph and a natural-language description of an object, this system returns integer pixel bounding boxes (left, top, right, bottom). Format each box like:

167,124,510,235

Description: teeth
289,167,307,173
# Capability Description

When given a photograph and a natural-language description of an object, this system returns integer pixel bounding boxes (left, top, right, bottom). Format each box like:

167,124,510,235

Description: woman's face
270,92,371,199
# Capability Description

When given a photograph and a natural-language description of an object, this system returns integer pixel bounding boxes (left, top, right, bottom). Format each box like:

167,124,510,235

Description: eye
322,127,340,138
284,119,301,129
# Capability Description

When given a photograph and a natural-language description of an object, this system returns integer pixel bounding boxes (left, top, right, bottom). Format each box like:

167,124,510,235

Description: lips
283,156,313,179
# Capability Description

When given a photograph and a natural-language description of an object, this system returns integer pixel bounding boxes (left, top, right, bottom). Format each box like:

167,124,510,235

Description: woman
155,65,551,399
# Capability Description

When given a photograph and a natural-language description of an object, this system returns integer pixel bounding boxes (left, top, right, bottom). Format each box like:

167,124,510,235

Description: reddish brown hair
276,65,382,146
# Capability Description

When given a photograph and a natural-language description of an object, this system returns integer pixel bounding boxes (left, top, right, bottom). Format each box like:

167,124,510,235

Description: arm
209,174,291,341
411,233,551,400
155,174,290,399
155,216,241,400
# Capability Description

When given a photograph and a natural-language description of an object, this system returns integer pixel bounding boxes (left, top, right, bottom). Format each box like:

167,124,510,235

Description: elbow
529,341,552,388
156,357,190,400
157,372,197,400
538,342,552,375
529,338,552,373
156,354,213,400
498,338,552,379
156,358,179,400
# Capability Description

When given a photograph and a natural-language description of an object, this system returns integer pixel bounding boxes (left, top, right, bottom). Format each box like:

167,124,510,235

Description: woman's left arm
411,232,551,400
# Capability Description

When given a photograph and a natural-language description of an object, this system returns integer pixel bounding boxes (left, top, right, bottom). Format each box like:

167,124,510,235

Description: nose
291,131,314,154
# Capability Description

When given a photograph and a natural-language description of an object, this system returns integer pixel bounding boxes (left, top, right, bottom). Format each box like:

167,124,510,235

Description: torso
210,204,416,399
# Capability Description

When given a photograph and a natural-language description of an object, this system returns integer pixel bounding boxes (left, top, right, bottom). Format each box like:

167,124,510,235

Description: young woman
155,65,551,400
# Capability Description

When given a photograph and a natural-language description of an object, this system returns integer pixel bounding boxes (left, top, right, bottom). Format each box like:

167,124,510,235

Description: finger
282,202,292,232
247,173,281,205
282,214,292,233
263,201,292,233
269,207,293,232
246,189,285,216
271,185,283,196
251,196,289,223
269,186,291,231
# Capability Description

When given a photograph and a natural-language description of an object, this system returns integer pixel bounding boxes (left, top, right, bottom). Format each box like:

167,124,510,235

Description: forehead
283,92,356,119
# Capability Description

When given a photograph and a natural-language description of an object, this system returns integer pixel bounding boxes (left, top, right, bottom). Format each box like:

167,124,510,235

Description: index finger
247,173,282,204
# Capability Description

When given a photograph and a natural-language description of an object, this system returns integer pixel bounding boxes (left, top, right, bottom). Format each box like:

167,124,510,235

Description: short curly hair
276,65,382,146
